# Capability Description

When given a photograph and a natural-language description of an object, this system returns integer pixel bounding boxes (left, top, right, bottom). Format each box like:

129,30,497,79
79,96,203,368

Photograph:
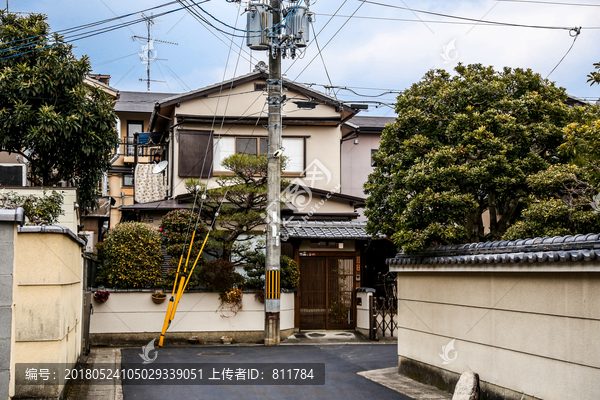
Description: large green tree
365,64,599,253
0,12,118,211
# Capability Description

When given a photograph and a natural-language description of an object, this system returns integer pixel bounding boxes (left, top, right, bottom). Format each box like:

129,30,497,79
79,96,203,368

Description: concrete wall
9,224,85,399
90,292,295,345
390,268,600,400
356,290,373,338
0,210,20,400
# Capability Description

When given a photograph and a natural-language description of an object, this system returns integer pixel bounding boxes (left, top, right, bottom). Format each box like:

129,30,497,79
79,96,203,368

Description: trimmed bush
0,190,64,225
97,222,164,289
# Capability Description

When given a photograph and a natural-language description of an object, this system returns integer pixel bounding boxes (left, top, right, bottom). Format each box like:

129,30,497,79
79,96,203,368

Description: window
127,121,143,156
178,130,213,178
235,137,268,156
213,136,305,173
123,174,134,187
0,164,26,186
371,149,378,167
282,138,304,173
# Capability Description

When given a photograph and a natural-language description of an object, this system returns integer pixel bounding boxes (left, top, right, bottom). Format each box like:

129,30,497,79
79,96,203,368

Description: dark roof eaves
386,233,600,266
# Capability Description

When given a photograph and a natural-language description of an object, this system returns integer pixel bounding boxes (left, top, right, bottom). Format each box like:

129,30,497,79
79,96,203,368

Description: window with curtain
213,136,304,173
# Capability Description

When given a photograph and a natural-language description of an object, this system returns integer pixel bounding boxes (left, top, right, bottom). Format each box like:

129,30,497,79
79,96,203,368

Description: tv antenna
132,13,178,91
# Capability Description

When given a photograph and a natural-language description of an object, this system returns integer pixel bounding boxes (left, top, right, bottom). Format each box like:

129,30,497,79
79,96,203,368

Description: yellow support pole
158,253,185,347
158,229,195,347
170,275,187,322
159,227,213,347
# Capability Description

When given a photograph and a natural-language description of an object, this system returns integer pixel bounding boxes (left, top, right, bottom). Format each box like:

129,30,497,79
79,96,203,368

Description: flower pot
151,294,166,304
221,336,233,345
93,291,110,303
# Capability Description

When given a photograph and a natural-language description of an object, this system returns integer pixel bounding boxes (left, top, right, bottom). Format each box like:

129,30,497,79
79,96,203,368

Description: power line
293,1,365,81
92,52,139,68
284,0,349,75
359,0,594,30
309,21,335,97
176,0,255,65
0,4,193,60
1,1,181,52
314,13,505,25
495,0,600,6
546,27,581,78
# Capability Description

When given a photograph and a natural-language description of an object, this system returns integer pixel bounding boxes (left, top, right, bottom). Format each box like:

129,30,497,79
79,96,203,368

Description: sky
11,0,600,117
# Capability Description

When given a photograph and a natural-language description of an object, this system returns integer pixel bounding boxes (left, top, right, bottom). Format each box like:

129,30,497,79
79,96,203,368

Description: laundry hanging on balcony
134,164,166,203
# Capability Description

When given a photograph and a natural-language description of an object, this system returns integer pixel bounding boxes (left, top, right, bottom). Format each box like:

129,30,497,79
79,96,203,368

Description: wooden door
327,257,355,329
299,255,356,330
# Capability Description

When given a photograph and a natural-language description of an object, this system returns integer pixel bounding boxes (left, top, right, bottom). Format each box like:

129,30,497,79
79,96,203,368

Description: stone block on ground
452,371,479,400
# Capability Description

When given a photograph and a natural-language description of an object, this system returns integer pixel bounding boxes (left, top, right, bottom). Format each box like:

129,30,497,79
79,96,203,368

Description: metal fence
369,295,398,340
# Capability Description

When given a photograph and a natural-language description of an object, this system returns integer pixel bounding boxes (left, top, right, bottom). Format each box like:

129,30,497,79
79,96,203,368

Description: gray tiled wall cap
18,225,86,247
0,207,25,226
387,232,600,266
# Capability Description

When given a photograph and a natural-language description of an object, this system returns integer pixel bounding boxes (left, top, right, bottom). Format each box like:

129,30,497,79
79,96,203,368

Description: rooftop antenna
132,12,178,91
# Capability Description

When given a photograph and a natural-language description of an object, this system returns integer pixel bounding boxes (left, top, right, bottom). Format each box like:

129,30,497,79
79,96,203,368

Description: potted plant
220,335,234,345
151,291,167,304
93,290,110,303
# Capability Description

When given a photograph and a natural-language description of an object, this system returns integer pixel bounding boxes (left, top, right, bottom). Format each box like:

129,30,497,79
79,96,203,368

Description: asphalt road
121,344,413,400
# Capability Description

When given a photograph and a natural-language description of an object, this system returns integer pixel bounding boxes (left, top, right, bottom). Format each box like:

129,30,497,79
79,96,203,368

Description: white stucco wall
90,292,294,334
390,267,600,400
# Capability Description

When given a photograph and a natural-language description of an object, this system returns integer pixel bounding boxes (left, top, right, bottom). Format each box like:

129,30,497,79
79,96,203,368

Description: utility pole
264,0,282,347
245,0,311,346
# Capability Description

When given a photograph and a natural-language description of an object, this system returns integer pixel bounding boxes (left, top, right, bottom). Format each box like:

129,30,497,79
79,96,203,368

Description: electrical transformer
285,5,311,48
246,2,272,51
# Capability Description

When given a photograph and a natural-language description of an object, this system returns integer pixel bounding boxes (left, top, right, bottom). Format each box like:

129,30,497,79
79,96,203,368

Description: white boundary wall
90,292,294,334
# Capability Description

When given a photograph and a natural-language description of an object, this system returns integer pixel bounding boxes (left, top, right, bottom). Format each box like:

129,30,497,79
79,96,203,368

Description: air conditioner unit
0,164,26,186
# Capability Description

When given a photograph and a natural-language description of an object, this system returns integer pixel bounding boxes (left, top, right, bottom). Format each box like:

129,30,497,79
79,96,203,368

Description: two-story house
119,64,386,330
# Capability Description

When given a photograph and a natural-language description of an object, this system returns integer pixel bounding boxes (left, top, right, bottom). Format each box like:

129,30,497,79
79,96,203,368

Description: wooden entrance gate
299,255,356,330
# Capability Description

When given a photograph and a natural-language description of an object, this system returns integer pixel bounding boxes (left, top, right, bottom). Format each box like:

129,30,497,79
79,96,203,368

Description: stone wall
387,234,600,400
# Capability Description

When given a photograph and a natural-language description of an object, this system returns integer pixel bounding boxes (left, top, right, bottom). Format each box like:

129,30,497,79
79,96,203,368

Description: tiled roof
281,221,371,240
345,116,396,130
387,233,600,266
115,91,176,113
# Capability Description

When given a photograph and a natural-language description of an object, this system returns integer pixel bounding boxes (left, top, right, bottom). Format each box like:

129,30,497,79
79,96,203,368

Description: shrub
197,259,243,292
243,253,300,290
0,190,64,225
96,222,164,289
160,209,208,289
